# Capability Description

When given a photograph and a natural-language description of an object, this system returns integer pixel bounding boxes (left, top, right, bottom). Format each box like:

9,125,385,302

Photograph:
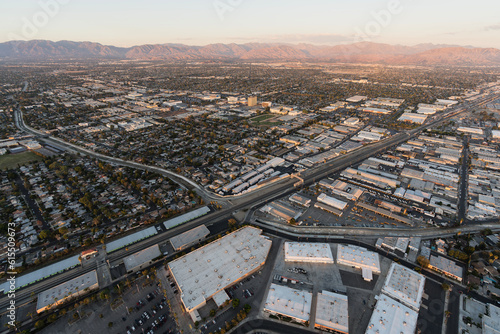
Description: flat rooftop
430,255,463,280
365,295,418,334
163,206,210,230
170,225,210,251
483,304,500,334
337,245,381,273
382,263,425,311
36,270,98,312
284,242,334,263
315,290,349,333
123,244,162,272
168,226,271,312
106,226,157,253
0,254,80,292
264,283,312,323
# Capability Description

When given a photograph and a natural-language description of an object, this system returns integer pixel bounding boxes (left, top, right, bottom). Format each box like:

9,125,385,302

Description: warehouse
168,226,271,313
337,245,381,279
106,226,157,253
284,242,334,264
36,270,98,313
124,244,162,273
365,295,418,334
314,291,349,333
263,284,312,324
382,263,425,311
428,255,463,282
398,113,428,124
316,193,348,211
289,193,312,207
170,225,210,251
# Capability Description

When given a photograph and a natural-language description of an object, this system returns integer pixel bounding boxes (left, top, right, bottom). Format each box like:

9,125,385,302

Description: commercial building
106,226,157,253
263,283,312,324
382,263,425,311
36,270,98,313
457,127,484,135
314,291,349,333
170,225,210,251
247,96,258,107
362,107,391,114
284,242,334,264
346,95,367,103
163,206,210,230
337,245,381,280
289,193,312,207
168,226,272,313
483,304,500,334
428,255,463,282
398,113,428,124
365,295,419,334
124,244,162,273
316,193,348,211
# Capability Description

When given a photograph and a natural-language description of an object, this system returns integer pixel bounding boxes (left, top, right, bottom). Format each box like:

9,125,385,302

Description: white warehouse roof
315,291,349,333
36,270,98,313
365,295,418,334
123,244,162,272
170,225,210,251
168,226,271,312
264,283,312,323
337,245,381,273
382,263,425,311
284,242,334,263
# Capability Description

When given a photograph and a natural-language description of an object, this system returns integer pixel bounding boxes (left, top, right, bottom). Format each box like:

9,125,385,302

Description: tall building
248,96,258,107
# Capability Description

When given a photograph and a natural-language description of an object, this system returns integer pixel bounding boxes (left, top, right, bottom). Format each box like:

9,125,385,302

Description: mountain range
1,40,500,66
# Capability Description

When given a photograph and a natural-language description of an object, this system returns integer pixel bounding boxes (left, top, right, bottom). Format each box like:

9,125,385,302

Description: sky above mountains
1,0,500,48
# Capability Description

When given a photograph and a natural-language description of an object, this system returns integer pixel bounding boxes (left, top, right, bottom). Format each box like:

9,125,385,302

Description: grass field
0,151,43,170
250,114,276,123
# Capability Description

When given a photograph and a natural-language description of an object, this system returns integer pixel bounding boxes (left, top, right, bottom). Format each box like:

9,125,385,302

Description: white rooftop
430,255,463,280
36,270,98,311
382,263,425,311
106,226,157,253
264,283,312,323
365,295,418,334
483,304,500,334
170,225,210,250
168,226,271,312
0,254,80,292
284,242,334,263
337,245,381,273
315,290,349,333
123,244,162,272
163,206,210,230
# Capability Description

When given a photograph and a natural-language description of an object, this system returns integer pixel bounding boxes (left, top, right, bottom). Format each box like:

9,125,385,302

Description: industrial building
316,193,348,211
288,193,312,207
337,245,380,280
168,226,272,313
382,263,425,311
284,242,334,264
483,304,500,333
346,95,367,103
263,283,312,324
428,255,463,282
365,295,418,334
124,244,162,273
36,270,98,313
314,291,349,333
398,113,428,124
169,225,210,251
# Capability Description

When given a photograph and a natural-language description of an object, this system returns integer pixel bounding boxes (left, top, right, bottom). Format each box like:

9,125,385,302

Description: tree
34,320,45,330
232,298,240,308
209,309,216,317
442,283,450,291
417,256,430,268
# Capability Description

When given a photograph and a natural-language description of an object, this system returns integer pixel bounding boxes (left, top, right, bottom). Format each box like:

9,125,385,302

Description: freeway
5,92,498,313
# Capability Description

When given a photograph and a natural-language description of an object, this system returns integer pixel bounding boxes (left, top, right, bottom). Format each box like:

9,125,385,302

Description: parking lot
41,275,178,334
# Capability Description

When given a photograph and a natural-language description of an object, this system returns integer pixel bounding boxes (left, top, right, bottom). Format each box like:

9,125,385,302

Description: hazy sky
2,0,500,48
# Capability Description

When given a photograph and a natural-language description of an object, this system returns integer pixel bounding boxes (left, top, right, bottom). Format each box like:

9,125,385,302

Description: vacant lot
250,114,276,123
0,151,43,170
